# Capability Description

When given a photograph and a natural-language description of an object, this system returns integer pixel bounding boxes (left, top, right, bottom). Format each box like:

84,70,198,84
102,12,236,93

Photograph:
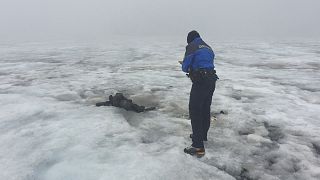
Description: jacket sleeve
181,44,197,73
182,54,193,73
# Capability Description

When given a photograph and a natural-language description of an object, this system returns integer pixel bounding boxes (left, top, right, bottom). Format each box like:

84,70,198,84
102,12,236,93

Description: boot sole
196,152,205,158
184,149,205,158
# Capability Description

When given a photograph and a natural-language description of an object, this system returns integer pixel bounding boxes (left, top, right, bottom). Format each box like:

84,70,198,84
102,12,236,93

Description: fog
0,0,320,42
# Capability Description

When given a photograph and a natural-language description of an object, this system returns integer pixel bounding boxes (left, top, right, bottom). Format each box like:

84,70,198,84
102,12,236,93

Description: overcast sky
0,0,319,42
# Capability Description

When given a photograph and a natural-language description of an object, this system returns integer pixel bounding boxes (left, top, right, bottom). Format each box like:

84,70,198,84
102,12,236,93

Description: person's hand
178,61,183,64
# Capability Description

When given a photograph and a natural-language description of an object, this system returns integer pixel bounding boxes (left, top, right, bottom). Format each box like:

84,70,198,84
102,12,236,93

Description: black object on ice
96,93,156,113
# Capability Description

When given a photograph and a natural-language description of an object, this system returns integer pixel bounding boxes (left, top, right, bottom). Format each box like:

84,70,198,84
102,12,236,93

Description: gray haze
0,0,320,42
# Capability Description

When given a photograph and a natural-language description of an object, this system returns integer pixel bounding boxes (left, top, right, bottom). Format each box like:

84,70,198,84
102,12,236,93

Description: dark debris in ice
239,168,254,180
263,122,285,143
312,142,320,155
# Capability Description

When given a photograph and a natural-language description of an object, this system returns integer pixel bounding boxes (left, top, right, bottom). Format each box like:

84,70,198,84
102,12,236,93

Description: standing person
181,31,218,157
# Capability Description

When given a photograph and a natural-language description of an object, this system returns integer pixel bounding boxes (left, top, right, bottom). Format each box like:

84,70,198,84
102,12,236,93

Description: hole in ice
263,122,285,143
312,142,320,155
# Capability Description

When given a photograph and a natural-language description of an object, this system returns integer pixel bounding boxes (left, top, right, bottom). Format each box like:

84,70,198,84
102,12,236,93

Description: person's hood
187,30,200,44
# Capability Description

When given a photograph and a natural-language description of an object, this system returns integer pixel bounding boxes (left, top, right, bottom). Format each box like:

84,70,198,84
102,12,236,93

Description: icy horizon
1,35,320,46
0,38,320,180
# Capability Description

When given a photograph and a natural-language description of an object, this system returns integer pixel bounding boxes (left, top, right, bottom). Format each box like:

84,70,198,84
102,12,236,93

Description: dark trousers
189,76,216,148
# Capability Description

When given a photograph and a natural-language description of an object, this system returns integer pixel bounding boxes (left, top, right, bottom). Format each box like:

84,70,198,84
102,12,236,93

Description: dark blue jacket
182,37,215,73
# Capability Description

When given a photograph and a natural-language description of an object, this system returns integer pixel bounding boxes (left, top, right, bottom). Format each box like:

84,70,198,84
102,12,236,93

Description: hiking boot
189,134,207,141
184,146,205,158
